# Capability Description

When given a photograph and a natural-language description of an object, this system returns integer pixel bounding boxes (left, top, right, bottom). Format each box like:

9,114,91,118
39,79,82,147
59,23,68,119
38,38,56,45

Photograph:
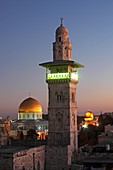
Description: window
22,167,25,170
72,92,75,103
59,37,61,41
56,112,63,130
56,133,62,146
55,91,63,102
73,114,75,125
59,91,63,101
55,92,59,102
37,161,40,170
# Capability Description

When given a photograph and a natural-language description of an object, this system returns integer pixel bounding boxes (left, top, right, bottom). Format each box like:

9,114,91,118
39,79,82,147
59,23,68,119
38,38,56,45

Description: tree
27,129,38,139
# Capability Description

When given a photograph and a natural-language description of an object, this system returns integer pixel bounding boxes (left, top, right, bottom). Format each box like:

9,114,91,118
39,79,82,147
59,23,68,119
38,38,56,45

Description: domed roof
56,18,68,36
18,97,42,113
56,25,68,35
84,111,94,121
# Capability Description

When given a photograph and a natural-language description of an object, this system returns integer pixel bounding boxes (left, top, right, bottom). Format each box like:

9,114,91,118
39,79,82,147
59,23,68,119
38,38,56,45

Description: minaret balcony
46,72,78,81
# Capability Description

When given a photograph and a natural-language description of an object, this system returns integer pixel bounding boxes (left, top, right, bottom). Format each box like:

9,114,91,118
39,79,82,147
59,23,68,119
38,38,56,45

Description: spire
60,17,63,26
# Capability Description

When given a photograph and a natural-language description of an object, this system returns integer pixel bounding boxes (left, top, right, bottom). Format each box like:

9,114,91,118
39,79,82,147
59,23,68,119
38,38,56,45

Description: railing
46,72,78,81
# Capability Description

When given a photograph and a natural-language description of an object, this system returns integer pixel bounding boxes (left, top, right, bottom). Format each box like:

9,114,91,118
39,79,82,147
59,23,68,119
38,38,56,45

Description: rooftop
39,60,84,68
0,145,31,154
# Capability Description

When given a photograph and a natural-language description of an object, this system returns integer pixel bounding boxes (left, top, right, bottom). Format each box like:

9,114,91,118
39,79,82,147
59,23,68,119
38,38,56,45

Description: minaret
39,19,84,170
53,17,72,61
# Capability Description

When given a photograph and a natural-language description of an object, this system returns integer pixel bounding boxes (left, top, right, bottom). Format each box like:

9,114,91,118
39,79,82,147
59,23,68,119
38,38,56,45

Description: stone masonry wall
0,145,45,170
13,146,45,170
46,145,72,170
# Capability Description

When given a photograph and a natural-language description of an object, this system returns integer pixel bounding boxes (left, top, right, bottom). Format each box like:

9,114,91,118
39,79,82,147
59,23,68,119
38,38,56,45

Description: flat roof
39,60,84,68
83,158,113,164
0,146,31,154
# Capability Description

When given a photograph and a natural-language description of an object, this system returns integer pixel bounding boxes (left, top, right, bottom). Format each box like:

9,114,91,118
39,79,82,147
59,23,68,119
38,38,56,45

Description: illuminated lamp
82,124,88,128
71,72,78,80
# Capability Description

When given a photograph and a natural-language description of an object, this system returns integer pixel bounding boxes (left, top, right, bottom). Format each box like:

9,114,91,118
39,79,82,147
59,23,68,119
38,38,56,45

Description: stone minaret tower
39,18,84,170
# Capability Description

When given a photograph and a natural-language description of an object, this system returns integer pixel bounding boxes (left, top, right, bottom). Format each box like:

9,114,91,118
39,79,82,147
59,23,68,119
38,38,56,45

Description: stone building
0,121,9,146
10,97,48,140
40,18,84,170
0,145,45,170
0,19,84,170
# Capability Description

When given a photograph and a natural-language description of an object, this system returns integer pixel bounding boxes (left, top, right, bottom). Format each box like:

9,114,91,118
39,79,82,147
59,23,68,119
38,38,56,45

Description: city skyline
0,0,113,118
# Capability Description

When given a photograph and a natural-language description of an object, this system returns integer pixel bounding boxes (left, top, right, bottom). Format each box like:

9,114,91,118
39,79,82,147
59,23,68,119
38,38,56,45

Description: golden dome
84,111,94,121
18,97,42,113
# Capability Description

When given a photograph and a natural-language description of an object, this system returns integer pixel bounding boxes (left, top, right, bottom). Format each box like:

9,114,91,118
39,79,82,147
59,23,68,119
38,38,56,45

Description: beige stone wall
98,133,113,144
10,130,27,139
105,124,113,132
0,146,45,170
0,124,8,146
13,146,45,170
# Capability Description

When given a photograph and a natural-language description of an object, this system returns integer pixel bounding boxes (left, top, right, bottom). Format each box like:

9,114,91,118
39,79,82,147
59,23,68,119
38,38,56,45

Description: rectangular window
72,92,75,103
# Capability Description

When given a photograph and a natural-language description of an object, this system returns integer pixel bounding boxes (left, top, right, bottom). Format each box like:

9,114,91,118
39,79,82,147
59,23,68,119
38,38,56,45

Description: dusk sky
0,0,113,119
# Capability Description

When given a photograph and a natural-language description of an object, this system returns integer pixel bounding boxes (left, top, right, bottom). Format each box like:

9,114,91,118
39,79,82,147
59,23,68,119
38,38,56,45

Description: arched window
37,161,40,170
55,92,59,102
65,46,68,57
22,167,25,170
55,91,64,102
56,112,63,130
59,37,61,42
72,92,75,103
59,91,63,101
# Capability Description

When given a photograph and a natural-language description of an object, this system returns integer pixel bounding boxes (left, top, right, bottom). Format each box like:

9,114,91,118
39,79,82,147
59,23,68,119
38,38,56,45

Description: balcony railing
46,72,78,81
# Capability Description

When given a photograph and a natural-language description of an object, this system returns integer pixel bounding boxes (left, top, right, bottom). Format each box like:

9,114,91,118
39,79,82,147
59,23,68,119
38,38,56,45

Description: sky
0,0,113,119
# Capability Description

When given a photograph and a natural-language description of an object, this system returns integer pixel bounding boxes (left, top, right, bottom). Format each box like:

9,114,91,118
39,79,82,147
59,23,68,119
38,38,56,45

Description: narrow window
59,91,63,101
37,161,40,170
59,37,61,41
55,92,59,102
72,92,75,103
